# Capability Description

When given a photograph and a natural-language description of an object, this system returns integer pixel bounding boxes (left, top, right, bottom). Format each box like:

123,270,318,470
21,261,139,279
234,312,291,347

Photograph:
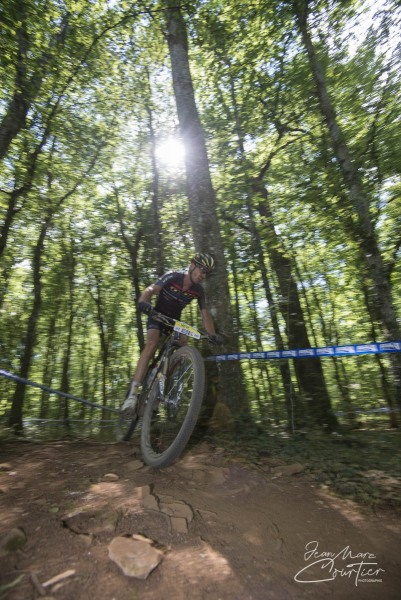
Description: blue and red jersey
154,271,206,319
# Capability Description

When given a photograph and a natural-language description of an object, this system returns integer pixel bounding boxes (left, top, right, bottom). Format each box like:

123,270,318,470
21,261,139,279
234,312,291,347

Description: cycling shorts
147,315,174,335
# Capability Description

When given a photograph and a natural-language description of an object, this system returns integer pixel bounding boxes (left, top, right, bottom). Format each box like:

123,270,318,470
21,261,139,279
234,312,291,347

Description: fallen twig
42,569,76,588
30,572,46,596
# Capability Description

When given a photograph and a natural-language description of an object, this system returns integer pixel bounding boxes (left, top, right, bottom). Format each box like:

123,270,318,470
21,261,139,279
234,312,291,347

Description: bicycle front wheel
140,346,205,468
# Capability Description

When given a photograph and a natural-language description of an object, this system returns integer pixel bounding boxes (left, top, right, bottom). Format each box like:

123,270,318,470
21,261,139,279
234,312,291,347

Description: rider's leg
122,328,160,415
134,328,160,384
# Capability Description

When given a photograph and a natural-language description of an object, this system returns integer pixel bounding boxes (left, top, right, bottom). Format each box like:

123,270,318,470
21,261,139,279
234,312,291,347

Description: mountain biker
121,252,219,419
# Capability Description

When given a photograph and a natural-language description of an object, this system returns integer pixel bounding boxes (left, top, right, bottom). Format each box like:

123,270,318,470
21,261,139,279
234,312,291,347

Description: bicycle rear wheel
140,345,205,468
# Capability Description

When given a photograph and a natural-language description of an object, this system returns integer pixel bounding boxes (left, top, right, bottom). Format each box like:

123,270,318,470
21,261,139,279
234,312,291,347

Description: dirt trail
0,439,400,599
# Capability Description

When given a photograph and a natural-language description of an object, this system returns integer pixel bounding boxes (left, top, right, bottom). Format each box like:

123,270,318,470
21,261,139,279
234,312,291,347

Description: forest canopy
0,0,400,435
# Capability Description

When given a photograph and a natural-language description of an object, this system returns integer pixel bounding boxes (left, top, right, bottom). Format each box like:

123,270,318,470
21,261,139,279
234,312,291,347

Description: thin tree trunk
8,218,50,431
59,250,76,429
254,182,337,430
115,191,145,350
248,279,281,424
90,276,110,421
40,311,59,419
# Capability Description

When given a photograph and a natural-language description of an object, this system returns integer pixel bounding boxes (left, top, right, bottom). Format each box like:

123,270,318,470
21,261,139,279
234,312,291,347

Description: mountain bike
121,310,220,468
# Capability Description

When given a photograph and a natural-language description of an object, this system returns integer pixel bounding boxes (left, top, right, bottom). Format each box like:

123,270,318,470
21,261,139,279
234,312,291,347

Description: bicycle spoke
149,357,193,447
140,346,205,468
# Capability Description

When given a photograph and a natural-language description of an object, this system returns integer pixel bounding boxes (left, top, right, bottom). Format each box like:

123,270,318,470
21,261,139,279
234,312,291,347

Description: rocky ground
0,437,400,599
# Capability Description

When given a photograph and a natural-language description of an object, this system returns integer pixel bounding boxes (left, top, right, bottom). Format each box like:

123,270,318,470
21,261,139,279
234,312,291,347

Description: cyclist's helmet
192,252,215,274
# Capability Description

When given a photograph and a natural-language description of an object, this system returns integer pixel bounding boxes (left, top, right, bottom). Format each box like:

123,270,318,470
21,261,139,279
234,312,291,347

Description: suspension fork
158,339,181,397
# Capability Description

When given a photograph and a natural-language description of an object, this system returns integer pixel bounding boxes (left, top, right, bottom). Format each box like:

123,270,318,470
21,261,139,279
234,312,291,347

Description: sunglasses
194,263,211,275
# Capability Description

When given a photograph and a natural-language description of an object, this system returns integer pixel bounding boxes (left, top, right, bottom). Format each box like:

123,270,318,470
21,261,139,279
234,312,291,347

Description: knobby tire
140,345,205,468
122,413,139,442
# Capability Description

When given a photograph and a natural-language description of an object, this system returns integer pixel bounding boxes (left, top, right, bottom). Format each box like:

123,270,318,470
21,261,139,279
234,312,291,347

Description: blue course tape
0,369,121,414
208,341,401,361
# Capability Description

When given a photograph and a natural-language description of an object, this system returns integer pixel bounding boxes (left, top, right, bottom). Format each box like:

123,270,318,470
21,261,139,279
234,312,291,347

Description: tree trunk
40,310,59,419
0,3,69,160
91,275,110,420
294,0,401,409
247,208,303,429
59,250,76,428
0,192,21,260
224,55,303,429
8,219,50,432
0,12,33,161
164,1,250,421
115,192,145,350
0,122,58,263
254,181,337,430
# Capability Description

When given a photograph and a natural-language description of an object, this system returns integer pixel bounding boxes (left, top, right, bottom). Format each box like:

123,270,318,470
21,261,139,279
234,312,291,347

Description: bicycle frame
122,309,219,465
138,312,203,415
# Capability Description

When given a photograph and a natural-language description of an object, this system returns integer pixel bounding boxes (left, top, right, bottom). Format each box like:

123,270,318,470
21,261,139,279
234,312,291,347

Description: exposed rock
140,492,193,533
62,508,120,535
159,499,194,522
101,473,119,482
132,533,153,544
170,517,188,533
108,536,163,579
142,493,159,510
136,484,151,498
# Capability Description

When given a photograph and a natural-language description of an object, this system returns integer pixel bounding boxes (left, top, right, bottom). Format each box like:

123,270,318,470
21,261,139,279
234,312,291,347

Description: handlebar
148,309,223,345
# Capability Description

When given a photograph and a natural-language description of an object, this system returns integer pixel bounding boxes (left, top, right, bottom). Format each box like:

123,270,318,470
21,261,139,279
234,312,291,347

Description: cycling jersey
154,271,206,319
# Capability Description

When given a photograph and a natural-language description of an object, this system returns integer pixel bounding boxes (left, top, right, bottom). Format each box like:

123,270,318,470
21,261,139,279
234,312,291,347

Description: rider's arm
201,308,216,336
138,283,162,304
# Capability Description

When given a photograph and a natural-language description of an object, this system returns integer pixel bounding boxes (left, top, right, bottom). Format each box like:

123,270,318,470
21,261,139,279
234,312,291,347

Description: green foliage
0,0,400,437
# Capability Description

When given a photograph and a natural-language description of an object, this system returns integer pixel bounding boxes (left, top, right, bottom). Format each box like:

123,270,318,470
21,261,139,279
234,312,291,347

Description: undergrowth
208,426,401,510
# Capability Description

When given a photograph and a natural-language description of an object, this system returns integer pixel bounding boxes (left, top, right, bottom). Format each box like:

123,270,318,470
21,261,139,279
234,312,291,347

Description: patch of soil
0,439,400,599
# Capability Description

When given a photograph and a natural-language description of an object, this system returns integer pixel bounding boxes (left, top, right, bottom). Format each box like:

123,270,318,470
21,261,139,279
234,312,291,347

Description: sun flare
156,138,185,170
